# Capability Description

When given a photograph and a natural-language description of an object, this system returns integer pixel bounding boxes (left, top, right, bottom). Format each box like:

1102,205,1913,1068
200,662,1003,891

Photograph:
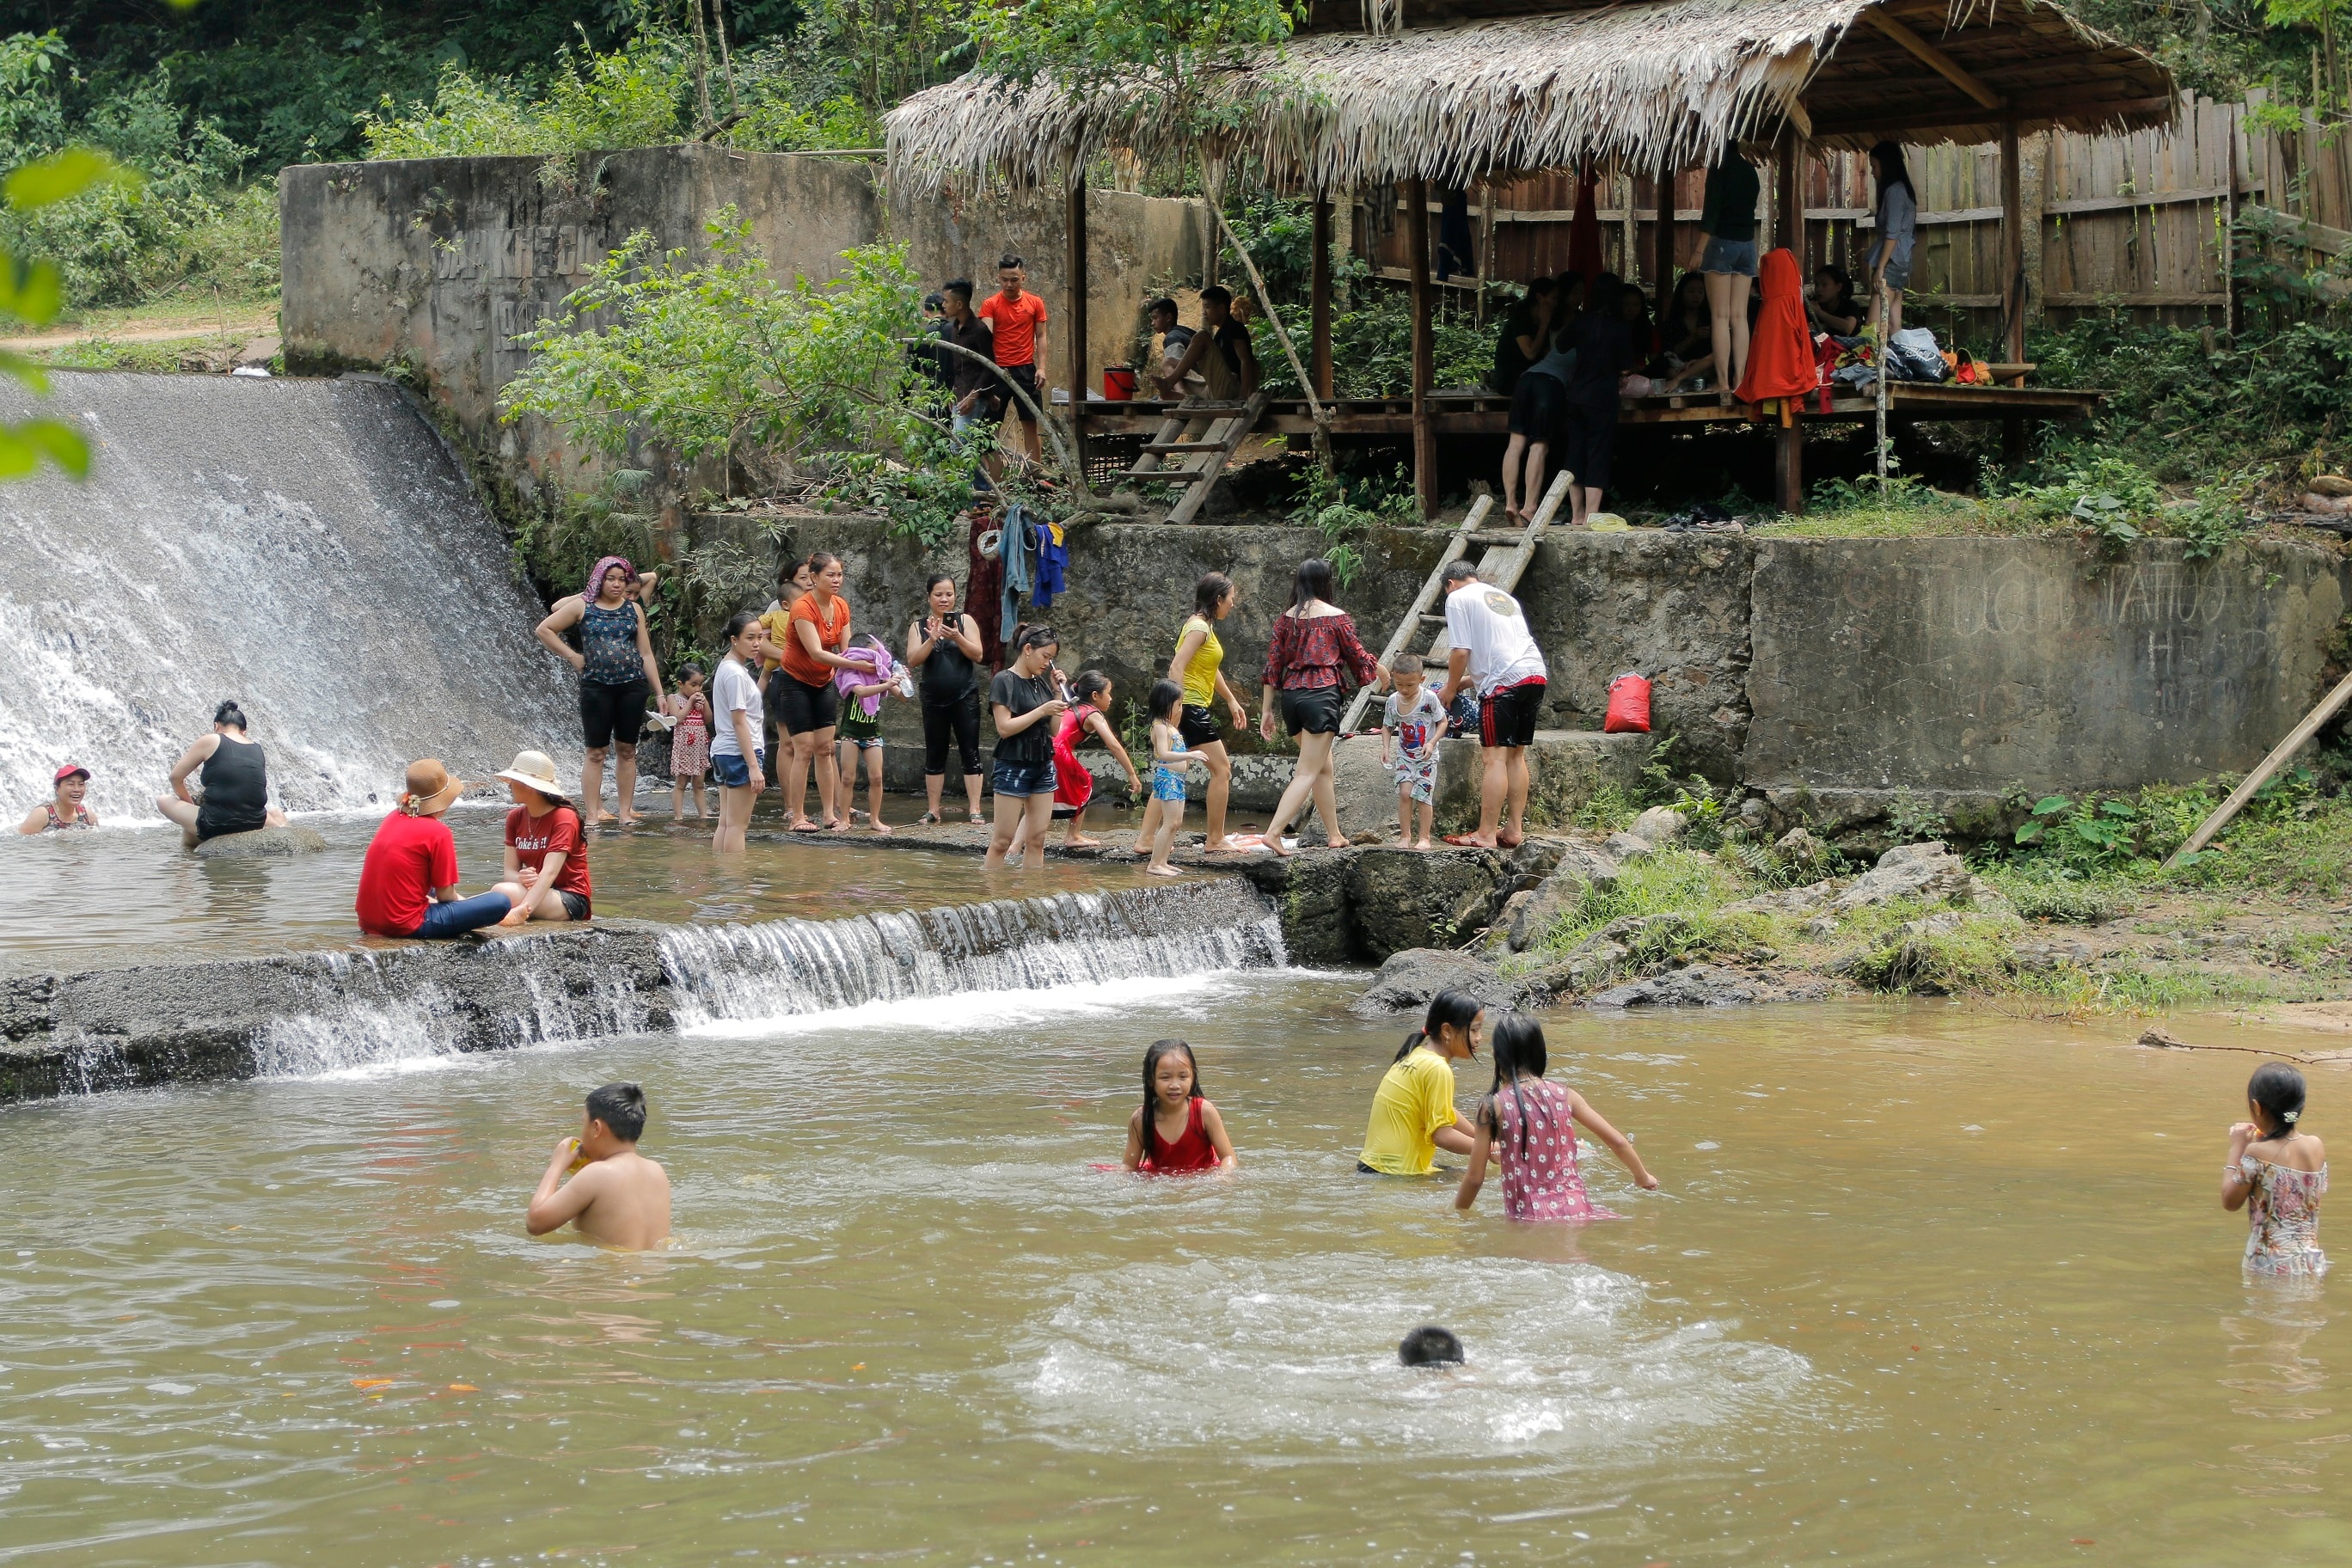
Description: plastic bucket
1103,364,1138,401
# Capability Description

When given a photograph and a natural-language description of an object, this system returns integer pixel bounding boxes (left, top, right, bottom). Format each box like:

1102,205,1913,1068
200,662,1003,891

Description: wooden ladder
1340,469,1572,733
1120,389,1273,526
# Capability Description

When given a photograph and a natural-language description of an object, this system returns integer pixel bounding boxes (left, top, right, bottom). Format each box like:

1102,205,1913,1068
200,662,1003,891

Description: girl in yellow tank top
1162,573,1247,853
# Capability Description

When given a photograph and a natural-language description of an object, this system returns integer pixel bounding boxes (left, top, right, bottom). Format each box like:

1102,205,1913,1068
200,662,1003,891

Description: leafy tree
2,148,125,479
358,26,694,159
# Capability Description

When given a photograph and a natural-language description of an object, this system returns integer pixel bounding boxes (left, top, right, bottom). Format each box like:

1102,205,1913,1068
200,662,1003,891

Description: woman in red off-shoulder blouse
1258,556,1386,855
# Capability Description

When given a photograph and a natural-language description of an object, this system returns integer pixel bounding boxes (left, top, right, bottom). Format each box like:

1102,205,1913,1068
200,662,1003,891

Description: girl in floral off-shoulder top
2224,1061,2328,1279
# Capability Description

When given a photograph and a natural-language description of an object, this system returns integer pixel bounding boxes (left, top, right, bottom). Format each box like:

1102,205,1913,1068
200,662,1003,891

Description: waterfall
0,371,574,823
659,879,1288,1032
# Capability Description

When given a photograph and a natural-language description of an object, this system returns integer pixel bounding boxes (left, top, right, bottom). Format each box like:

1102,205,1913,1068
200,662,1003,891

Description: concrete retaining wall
279,148,1205,502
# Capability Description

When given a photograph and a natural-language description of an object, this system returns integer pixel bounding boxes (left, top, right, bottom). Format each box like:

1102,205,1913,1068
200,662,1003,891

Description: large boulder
1834,840,1974,910
1344,846,1510,962
1497,842,1621,952
191,824,328,859
1629,805,1686,846
1351,947,1532,1016
1589,963,1759,1009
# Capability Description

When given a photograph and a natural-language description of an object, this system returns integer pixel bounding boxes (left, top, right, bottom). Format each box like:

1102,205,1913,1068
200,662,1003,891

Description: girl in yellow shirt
1167,573,1251,853
1358,991,1485,1175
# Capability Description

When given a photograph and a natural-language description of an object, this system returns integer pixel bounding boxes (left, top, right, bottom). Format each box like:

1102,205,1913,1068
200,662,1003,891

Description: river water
1,984,2342,1565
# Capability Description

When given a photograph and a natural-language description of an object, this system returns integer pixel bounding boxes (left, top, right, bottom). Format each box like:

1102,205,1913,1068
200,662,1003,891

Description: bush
359,28,690,160
1846,912,2027,995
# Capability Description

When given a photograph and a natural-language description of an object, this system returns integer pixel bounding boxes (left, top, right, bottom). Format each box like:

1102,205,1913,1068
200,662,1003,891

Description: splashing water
0,372,574,823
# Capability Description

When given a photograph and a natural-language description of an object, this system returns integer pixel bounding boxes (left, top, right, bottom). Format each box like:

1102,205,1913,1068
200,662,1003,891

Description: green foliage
1975,862,2134,923
1571,782,1638,834
1283,460,1415,584
360,27,691,159
499,217,973,539
1844,909,2029,995
2011,453,2165,549
1885,786,1950,845
0,33,275,309
1,142,119,480
952,0,1295,103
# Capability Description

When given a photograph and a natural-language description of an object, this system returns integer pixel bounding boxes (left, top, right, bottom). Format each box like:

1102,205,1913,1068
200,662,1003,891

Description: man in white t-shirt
1436,558,1548,848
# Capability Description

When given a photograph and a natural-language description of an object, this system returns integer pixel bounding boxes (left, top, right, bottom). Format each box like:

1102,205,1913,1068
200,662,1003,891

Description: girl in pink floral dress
2224,1061,2328,1279
1455,1014,1658,1221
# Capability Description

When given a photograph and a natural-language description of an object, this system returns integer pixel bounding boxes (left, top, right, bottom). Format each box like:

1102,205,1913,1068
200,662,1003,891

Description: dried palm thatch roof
885,0,2175,193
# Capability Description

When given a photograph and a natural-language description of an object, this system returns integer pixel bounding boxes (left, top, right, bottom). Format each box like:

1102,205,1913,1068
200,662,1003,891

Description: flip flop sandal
967,812,986,824
1442,832,1488,848
916,812,942,824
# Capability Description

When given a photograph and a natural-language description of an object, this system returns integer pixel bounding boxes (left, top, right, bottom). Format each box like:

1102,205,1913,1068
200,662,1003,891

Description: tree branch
921,339,1102,500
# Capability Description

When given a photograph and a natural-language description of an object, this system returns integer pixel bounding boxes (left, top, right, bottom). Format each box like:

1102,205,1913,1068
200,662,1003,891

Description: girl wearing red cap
19,764,97,834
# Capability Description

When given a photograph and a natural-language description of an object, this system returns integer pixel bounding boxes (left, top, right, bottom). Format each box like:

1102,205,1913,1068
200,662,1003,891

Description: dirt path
0,315,275,353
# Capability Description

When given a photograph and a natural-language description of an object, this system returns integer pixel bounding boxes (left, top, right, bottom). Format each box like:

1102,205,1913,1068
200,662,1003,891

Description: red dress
1052,707,1093,809
1735,247,1818,405
1140,1096,1222,1174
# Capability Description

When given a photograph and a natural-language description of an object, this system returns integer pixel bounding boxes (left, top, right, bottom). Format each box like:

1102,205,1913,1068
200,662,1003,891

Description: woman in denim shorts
984,624,1069,871
1698,139,1761,403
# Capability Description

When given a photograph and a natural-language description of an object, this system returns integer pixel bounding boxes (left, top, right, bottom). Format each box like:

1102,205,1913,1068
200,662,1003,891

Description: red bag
1604,672,1652,733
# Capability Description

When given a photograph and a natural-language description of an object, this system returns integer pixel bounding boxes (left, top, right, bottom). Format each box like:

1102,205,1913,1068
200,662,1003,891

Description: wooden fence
1360,92,2352,341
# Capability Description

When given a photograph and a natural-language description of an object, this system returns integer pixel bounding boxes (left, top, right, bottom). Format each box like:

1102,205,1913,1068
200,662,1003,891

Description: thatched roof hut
886,0,2174,193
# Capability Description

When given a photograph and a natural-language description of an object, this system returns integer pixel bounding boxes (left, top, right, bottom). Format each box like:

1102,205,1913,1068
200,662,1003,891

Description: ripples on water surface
1,986,2347,1565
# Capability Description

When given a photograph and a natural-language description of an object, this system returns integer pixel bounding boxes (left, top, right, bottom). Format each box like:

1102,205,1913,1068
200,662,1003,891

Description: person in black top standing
156,700,288,847
1698,138,1761,406
1553,274,1638,528
906,573,988,825
939,279,1004,480
984,625,1069,872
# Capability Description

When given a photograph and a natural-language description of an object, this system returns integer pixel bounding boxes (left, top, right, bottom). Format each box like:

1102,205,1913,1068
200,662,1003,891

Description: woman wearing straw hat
354,761,513,939
19,763,98,834
492,750,594,925
535,555,665,828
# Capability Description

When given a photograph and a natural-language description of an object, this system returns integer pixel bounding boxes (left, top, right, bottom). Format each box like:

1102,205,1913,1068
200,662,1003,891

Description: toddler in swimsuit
1136,678,1204,876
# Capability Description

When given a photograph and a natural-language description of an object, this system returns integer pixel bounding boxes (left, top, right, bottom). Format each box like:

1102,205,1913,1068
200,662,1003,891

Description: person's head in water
213,700,248,734
1483,1011,1551,1157
1148,677,1185,730
2248,1061,2310,1141
1397,989,1483,1063
582,1081,648,1155
1399,1326,1464,1367
1142,1038,1200,1125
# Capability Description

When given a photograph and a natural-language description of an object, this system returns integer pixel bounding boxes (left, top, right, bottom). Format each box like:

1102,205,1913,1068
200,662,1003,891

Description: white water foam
660,881,1286,1035
1014,1253,1813,1461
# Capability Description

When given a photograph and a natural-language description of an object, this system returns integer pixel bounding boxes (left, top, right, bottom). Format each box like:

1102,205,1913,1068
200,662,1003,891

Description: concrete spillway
0,371,573,823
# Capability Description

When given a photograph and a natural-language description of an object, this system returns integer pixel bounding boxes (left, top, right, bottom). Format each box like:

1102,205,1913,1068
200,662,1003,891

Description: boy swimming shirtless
526,1081,672,1250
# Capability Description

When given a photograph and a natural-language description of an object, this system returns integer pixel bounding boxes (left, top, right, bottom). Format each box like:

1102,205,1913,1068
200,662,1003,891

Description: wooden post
2000,119,2025,366
1653,160,1677,315
1775,403,1804,514
1407,176,1437,519
1066,180,1089,476
1311,195,1334,399
1778,126,1806,273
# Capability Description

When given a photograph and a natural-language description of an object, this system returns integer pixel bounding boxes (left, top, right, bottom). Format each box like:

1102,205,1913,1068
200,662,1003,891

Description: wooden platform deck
1077,383,2102,439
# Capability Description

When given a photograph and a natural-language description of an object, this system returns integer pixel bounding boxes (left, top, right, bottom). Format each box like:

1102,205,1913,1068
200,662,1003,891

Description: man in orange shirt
977,254,1049,467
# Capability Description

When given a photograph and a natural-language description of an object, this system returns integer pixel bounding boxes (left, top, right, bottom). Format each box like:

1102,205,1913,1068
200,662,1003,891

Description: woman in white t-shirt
709,612,769,854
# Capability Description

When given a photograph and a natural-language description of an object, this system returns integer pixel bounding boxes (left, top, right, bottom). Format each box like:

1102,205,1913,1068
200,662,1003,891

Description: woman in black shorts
906,573,986,824
773,551,859,832
534,554,665,825
1257,557,1383,855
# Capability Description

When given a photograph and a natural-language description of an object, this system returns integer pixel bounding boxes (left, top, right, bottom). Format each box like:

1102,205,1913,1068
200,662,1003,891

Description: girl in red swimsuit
1122,1038,1238,1174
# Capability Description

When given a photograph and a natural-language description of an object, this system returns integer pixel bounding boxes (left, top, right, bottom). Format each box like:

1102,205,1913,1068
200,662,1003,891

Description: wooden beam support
1810,92,2174,140
1407,175,1437,519
1861,9,2006,109
1653,159,1677,315
1777,126,1807,273
1999,119,2025,365
1310,196,1334,399
1066,180,1089,475
1775,404,1805,514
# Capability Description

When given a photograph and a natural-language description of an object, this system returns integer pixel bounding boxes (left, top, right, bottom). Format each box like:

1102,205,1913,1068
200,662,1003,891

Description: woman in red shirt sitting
492,750,594,925
354,760,512,939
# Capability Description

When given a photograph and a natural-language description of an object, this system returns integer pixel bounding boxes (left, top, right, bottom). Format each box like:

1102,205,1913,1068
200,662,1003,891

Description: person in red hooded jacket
1735,247,1819,407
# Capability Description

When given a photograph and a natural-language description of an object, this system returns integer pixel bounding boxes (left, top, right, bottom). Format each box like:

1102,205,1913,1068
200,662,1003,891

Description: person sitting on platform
156,700,288,848
493,750,592,925
1148,297,1200,398
1155,285,1259,402
1653,272,1716,391
1488,276,1558,397
354,759,512,940
1807,263,1861,338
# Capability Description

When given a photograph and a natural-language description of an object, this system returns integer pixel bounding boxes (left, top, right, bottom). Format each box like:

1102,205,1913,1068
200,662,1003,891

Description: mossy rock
191,825,328,859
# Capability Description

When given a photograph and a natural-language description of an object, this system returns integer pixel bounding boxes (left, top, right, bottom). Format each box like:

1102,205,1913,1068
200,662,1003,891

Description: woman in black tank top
905,573,987,824
156,700,290,847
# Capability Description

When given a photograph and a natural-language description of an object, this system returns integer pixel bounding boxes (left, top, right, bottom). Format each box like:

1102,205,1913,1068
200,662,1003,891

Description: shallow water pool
1,986,2344,1565
0,804,1126,964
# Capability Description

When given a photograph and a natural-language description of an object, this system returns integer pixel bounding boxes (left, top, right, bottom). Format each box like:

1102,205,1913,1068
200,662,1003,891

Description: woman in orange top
775,551,861,831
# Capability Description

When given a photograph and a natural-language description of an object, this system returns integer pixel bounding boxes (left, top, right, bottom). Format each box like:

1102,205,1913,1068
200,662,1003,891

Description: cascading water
659,879,1287,1032
0,371,574,822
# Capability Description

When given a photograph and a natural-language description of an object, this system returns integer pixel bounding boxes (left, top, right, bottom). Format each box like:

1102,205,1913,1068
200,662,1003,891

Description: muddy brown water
1,976,2343,1565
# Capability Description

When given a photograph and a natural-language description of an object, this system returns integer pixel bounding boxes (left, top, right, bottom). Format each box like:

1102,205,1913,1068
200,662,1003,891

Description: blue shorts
1151,763,1191,804
1701,236,1758,277
711,749,764,788
992,758,1056,799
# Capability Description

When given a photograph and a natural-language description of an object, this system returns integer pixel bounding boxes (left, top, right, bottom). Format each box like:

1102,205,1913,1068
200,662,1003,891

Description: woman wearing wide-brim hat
492,750,595,925
355,759,513,940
